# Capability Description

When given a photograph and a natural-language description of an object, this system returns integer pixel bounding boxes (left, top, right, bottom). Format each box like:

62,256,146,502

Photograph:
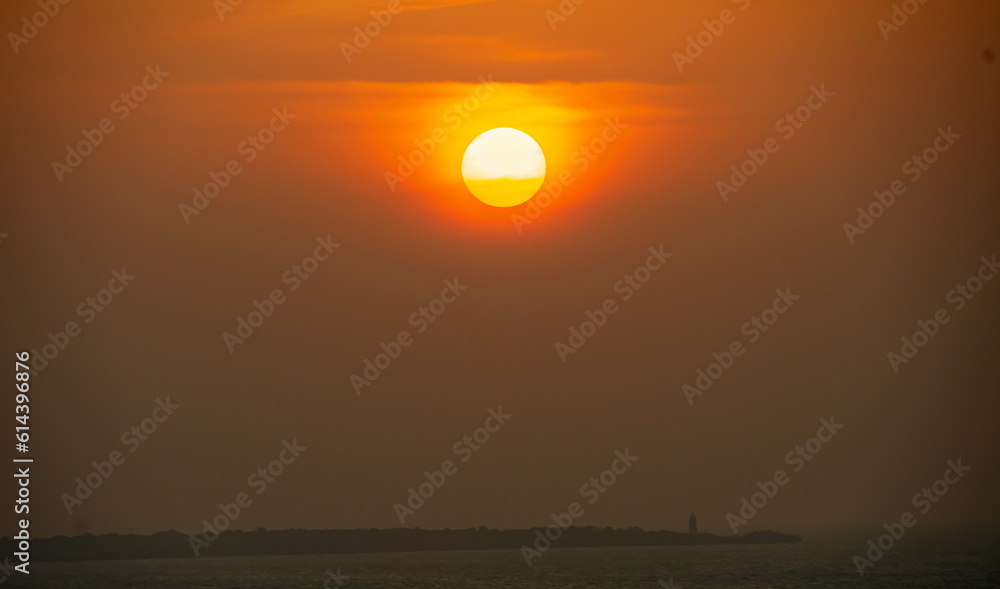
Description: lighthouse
688,513,698,535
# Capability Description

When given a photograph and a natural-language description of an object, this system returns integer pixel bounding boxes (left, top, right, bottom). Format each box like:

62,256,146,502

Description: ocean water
7,529,999,588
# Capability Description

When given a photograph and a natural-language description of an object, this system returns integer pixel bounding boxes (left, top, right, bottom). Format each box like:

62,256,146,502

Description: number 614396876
15,351,29,433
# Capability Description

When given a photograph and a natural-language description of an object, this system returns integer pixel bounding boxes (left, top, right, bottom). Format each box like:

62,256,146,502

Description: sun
462,128,546,208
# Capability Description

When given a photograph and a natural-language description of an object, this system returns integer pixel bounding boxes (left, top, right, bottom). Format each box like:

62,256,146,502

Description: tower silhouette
688,513,698,534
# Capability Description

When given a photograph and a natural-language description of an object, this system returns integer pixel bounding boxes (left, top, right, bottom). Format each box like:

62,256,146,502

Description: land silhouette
4,526,801,562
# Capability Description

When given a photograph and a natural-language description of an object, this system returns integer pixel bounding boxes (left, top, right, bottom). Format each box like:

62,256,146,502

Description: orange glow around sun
366,81,641,222
285,80,684,230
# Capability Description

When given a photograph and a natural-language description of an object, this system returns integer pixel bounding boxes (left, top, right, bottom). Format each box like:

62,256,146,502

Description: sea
6,527,998,588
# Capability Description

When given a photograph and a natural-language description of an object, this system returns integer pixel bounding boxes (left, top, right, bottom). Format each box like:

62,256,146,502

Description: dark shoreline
4,527,801,563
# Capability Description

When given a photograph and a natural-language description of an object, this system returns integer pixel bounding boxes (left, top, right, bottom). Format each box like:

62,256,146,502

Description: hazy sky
1,0,998,538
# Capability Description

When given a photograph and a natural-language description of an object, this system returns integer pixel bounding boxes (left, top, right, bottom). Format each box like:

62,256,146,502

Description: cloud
387,34,600,64
220,0,502,23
